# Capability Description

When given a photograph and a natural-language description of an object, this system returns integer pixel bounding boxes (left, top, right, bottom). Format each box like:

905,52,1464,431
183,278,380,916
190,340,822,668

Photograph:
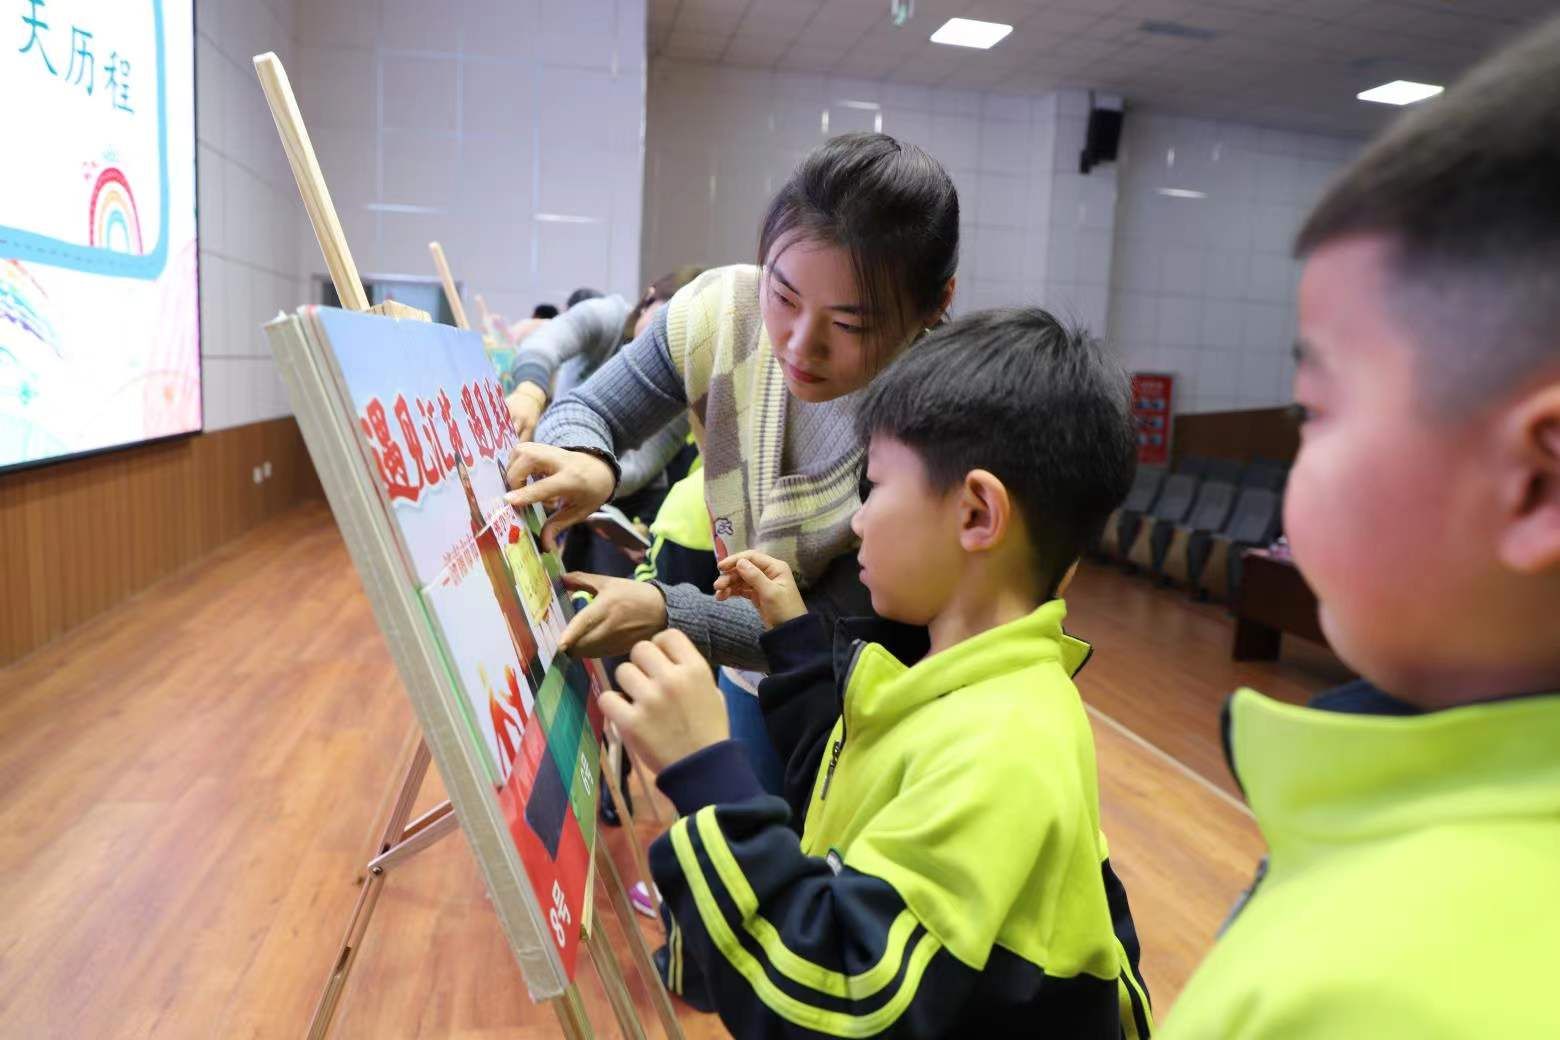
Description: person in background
604,308,1151,1034
1161,15,1560,1038
504,133,961,798
566,287,604,309
505,268,707,579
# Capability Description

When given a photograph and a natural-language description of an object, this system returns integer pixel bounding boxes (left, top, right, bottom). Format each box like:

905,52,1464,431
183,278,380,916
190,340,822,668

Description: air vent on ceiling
1139,20,1219,42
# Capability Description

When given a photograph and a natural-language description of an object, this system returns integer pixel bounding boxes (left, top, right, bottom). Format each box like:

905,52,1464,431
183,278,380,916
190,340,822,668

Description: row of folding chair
1096,456,1286,601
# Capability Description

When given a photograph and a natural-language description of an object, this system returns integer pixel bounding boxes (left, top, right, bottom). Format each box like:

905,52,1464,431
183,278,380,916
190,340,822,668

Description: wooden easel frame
252,51,681,1040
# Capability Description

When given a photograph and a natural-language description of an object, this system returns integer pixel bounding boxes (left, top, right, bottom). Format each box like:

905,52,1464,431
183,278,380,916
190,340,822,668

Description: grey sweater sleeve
533,306,688,465
614,412,692,500
508,295,631,393
657,583,769,671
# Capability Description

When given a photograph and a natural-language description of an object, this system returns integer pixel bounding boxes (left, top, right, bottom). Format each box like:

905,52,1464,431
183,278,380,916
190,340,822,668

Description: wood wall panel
1174,406,1301,467
0,419,323,665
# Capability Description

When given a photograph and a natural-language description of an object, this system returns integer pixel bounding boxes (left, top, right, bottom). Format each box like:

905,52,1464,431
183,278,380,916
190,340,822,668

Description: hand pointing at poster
503,442,616,551
556,572,668,658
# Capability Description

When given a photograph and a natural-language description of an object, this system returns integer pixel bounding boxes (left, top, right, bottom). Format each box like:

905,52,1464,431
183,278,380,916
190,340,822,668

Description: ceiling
647,0,1555,136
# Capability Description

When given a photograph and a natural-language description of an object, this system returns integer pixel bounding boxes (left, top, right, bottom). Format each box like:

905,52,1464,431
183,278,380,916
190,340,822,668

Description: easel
253,52,682,1040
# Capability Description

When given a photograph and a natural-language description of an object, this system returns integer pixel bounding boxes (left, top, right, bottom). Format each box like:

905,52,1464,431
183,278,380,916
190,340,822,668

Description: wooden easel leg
553,981,595,1040
597,844,685,1040
307,739,437,1039
307,857,390,1039
356,728,428,881
587,924,649,1040
626,747,667,827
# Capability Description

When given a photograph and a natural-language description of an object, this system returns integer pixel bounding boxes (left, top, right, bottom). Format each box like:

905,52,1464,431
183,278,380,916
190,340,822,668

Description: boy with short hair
602,309,1152,1038
1160,16,1560,1038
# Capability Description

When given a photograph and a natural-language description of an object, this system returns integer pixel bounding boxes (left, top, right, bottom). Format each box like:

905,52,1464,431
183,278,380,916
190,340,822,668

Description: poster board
266,305,604,997
1131,372,1174,467
1,0,200,471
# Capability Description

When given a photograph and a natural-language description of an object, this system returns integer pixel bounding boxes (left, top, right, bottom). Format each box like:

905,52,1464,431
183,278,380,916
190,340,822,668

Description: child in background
603,309,1152,1038
1161,15,1560,1038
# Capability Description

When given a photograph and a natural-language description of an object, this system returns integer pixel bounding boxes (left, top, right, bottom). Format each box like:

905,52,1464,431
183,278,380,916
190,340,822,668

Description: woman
506,132,959,788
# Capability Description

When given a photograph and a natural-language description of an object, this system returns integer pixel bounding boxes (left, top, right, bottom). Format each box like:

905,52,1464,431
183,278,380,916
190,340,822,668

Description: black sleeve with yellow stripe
651,743,1128,1039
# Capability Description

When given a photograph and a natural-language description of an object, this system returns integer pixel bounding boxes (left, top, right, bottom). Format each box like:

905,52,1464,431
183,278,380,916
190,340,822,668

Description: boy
1161,16,1560,1038
601,309,1153,1038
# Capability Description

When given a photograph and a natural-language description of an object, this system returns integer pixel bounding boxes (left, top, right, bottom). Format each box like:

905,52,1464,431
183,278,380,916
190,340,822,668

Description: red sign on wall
1131,372,1175,467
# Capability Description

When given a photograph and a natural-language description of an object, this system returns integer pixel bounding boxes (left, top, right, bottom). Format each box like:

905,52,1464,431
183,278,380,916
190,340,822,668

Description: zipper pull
820,739,843,801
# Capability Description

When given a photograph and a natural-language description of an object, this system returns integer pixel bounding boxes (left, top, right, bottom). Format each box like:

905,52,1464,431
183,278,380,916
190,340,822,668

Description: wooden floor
0,502,1345,1038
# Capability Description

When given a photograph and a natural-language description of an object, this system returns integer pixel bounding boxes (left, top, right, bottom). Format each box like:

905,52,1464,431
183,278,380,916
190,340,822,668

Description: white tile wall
196,0,305,432
195,0,646,431
642,63,1070,319
290,0,647,324
1105,111,1362,414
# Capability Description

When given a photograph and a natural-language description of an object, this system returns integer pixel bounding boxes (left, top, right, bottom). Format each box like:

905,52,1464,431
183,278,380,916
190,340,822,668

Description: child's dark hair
566,287,603,309
855,308,1137,598
759,133,959,363
1294,12,1560,412
531,303,559,320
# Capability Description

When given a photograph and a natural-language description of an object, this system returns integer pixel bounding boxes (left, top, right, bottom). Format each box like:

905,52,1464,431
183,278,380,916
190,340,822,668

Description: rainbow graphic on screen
88,168,145,255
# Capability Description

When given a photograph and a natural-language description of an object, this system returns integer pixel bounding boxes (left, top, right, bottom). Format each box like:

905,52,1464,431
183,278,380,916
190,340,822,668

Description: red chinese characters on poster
1131,372,1174,467
357,375,516,507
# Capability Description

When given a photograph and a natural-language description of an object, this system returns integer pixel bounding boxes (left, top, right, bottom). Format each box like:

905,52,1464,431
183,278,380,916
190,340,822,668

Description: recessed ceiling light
1356,80,1443,105
1157,188,1208,199
930,17,1013,49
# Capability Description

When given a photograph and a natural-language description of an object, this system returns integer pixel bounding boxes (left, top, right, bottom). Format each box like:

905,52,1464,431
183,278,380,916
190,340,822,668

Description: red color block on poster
498,719,585,980
1131,372,1175,467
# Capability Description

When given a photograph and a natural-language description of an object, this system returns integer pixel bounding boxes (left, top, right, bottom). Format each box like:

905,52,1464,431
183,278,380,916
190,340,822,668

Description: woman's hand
558,572,670,658
505,442,616,551
505,381,548,441
714,550,806,630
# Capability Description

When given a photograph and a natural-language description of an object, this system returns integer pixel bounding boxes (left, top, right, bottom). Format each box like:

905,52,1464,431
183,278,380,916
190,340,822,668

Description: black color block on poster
524,744,569,858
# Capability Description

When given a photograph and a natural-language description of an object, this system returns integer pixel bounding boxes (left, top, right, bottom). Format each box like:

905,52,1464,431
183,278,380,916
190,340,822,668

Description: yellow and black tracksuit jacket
1162,680,1560,1038
633,457,719,592
650,602,1153,1038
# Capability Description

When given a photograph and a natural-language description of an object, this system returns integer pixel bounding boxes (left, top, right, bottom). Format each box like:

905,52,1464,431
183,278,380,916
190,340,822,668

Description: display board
267,305,604,996
1131,372,1175,467
1,0,199,470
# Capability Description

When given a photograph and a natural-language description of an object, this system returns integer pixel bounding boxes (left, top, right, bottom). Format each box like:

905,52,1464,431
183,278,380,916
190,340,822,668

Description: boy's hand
600,630,728,774
714,550,806,629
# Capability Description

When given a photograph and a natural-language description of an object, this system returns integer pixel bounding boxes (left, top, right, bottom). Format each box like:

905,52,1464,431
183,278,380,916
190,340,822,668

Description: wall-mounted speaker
1080,105,1125,175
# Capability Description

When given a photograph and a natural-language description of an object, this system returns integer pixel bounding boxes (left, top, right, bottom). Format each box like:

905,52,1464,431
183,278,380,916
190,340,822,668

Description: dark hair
531,303,560,320
620,265,707,345
1294,12,1560,411
566,287,604,309
759,132,959,364
855,308,1137,597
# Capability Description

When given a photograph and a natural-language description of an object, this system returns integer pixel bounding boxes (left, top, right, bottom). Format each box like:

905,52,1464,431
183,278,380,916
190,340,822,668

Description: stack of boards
267,305,606,999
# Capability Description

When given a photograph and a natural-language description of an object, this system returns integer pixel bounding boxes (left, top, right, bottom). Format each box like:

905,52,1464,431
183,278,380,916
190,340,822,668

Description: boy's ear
1497,381,1560,574
958,469,1010,553
930,276,956,326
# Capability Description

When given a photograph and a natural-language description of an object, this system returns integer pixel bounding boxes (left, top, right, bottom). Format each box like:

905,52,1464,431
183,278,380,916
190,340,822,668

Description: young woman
506,132,959,790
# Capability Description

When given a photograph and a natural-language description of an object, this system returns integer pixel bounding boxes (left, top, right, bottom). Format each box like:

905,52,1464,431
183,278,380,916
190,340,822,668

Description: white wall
196,0,305,431
289,0,647,327
642,64,1114,325
194,0,647,432
1106,112,1361,414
